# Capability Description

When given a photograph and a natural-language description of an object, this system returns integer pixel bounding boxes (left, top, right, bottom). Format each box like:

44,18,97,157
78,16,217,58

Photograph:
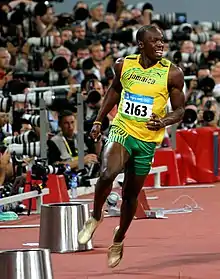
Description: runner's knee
99,168,119,183
122,193,137,205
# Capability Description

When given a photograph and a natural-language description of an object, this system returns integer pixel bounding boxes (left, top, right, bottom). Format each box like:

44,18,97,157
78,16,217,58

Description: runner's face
143,29,164,62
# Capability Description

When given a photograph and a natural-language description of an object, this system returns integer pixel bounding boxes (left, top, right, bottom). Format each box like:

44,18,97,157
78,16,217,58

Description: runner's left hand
146,113,166,131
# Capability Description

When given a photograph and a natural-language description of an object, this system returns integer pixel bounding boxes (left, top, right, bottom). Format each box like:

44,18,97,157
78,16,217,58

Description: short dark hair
58,110,74,125
136,25,158,43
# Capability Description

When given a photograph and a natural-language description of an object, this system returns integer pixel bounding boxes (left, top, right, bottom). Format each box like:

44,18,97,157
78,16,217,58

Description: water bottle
0,193,4,213
69,173,78,199
65,165,78,199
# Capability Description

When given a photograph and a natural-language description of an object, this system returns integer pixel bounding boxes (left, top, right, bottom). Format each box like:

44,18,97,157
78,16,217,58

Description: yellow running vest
112,54,171,143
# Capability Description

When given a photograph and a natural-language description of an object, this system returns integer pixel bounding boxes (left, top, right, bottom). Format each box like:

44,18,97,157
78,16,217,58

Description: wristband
93,121,102,125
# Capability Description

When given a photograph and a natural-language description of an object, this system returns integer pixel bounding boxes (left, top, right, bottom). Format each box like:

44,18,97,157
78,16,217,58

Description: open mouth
155,50,163,56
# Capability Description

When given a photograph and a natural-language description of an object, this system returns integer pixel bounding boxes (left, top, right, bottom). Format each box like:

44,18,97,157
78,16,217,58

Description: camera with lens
166,51,206,66
31,159,67,180
2,79,72,109
186,76,216,106
162,23,210,44
180,104,198,129
0,79,76,115
0,2,51,25
152,12,187,26
4,130,38,145
202,99,219,125
197,76,215,97
27,36,56,48
21,114,40,127
11,55,69,84
55,13,74,28
7,141,41,157
83,79,109,133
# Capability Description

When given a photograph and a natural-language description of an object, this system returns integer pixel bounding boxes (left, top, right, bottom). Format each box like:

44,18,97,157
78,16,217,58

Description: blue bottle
65,165,78,198
0,193,4,213
69,173,78,199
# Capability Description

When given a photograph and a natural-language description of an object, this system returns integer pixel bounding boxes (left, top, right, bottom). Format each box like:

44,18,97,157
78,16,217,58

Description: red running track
1,185,220,279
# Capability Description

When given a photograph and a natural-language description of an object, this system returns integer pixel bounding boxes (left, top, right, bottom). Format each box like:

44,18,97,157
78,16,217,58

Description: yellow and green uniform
108,54,171,175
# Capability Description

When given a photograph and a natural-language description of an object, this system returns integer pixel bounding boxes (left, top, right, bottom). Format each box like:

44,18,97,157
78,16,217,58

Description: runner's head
136,25,164,62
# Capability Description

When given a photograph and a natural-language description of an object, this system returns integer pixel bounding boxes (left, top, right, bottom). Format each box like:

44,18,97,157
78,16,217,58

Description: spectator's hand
7,42,17,56
87,19,96,32
0,71,13,89
146,113,166,131
100,56,114,77
22,42,30,56
103,56,114,69
67,84,77,99
84,154,98,165
4,71,13,82
62,69,70,78
90,124,101,142
23,157,33,165
0,151,10,167
188,78,198,91
142,9,152,25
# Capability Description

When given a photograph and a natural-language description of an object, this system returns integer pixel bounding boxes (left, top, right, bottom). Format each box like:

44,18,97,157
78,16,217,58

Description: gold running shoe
78,215,103,245
108,226,124,268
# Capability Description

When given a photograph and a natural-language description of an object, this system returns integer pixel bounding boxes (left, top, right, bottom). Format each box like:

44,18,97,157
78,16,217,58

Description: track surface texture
1,184,220,279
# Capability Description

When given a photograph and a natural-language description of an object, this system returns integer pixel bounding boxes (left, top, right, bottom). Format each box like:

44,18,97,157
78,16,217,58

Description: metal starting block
105,206,195,219
104,206,167,219
104,205,167,219
145,208,167,219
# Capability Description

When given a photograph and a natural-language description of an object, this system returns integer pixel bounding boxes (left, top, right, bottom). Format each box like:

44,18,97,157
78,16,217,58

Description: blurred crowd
0,0,219,196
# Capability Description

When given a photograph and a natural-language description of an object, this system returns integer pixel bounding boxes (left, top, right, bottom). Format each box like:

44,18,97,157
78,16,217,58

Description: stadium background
54,0,220,23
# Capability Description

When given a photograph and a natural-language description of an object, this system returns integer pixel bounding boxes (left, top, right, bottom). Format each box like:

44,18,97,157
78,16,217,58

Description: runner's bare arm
162,64,185,126
95,58,123,123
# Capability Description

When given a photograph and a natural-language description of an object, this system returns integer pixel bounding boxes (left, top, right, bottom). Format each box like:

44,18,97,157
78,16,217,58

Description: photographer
82,41,114,81
47,110,100,170
0,48,12,89
38,45,77,87
86,2,104,32
60,27,73,44
72,21,86,42
212,62,220,96
34,4,57,37
185,67,211,103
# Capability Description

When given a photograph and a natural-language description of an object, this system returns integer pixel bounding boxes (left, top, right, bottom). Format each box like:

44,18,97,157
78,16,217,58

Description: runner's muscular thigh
100,142,130,180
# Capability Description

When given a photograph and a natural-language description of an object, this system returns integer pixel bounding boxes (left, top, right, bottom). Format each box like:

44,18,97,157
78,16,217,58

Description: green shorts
107,125,156,176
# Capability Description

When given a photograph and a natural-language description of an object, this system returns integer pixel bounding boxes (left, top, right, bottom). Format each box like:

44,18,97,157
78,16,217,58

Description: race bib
122,92,154,121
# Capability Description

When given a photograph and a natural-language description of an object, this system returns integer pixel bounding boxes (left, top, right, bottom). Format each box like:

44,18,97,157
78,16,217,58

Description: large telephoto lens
7,141,40,156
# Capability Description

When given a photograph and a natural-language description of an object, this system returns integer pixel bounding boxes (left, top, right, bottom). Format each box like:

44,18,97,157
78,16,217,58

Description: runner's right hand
90,124,101,142
84,154,98,164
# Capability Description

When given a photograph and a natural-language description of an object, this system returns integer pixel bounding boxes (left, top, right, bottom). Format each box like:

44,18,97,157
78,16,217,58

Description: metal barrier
90,166,168,189
184,75,196,80
0,188,49,214
0,74,196,94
